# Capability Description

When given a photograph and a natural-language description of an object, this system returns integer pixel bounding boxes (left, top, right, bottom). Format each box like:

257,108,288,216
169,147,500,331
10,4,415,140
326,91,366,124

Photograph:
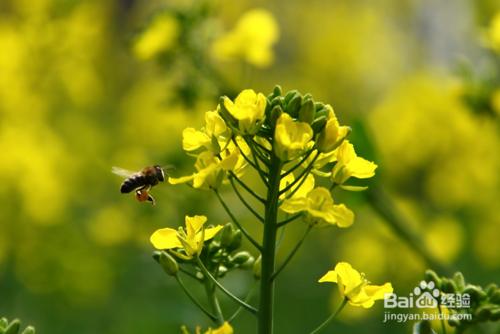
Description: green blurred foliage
0,0,499,333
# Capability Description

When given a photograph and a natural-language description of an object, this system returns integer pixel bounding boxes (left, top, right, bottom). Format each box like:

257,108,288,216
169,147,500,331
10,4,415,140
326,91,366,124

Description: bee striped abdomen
120,174,146,193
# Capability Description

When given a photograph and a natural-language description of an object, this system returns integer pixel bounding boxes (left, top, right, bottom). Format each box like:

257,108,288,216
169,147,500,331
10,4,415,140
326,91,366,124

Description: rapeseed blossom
280,187,354,227
319,262,393,308
223,89,267,135
274,113,313,161
150,215,223,259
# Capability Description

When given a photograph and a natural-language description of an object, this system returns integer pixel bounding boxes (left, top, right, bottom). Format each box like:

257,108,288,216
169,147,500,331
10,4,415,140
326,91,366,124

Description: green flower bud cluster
424,269,500,329
0,318,35,334
265,85,332,137
204,223,255,278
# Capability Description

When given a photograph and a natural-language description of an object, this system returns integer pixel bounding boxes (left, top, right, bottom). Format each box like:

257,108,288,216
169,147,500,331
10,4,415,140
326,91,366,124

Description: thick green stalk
258,155,282,334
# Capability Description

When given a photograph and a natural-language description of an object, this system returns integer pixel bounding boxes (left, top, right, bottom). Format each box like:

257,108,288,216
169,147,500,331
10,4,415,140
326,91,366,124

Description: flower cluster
149,87,389,333
171,86,377,228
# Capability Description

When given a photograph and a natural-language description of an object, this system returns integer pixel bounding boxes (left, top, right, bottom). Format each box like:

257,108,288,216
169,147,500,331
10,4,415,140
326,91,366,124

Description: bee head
154,165,165,182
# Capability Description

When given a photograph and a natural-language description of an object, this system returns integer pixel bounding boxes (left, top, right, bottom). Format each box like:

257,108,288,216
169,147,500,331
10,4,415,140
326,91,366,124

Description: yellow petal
334,262,363,293
346,157,377,179
280,197,308,214
150,228,182,249
318,270,338,283
205,321,234,334
331,204,354,228
169,174,195,185
204,225,224,241
205,110,227,137
185,215,207,237
182,127,210,152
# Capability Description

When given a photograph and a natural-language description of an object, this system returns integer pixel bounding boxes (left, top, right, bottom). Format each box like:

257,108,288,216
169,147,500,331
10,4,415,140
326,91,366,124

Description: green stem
281,147,315,178
178,267,200,281
277,213,303,228
228,171,266,203
279,152,319,197
203,278,224,326
271,225,312,281
196,257,259,315
214,189,262,251
228,281,258,322
175,275,217,322
229,176,264,223
258,155,282,334
309,298,348,334
233,137,270,186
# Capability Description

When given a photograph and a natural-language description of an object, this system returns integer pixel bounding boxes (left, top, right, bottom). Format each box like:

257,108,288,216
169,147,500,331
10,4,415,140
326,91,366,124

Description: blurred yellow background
0,0,499,333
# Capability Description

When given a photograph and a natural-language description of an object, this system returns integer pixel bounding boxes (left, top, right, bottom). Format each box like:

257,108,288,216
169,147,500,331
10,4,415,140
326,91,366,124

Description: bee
112,165,169,205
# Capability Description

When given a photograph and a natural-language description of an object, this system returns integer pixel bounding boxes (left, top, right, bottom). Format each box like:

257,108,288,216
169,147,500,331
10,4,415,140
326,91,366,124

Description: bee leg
147,194,156,206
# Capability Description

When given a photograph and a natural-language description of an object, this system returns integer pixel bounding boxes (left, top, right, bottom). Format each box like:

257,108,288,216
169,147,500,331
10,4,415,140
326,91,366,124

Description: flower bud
311,115,327,134
489,289,500,304
463,285,487,303
219,223,234,248
270,105,283,127
271,85,282,98
253,255,262,279
0,318,7,330
298,99,315,124
4,319,20,334
286,94,302,118
230,251,252,265
218,97,238,129
271,96,284,108
284,90,299,105
21,326,36,334
424,270,442,289
491,308,500,321
314,101,325,111
453,272,466,291
441,278,457,293
485,283,498,296
158,251,179,276
227,230,242,251
218,265,228,278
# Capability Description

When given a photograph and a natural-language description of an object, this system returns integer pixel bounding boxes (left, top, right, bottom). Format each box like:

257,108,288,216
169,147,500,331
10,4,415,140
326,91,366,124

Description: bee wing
161,164,175,173
111,166,136,178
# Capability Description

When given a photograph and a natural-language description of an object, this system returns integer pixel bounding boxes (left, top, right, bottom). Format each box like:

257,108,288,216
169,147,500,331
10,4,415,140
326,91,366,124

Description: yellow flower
486,12,500,53
150,215,223,259
205,322,233,334
319,262,393,308
274,113,313,161
211,9,279,67
169,148,242,190
133,13,179,60
331,140,377,185
223,89,266,134
317,105,350,153
183,109,230,153
280,187,354,227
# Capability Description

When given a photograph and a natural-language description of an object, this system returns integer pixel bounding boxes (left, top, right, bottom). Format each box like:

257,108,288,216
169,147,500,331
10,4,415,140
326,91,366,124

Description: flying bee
112,165,170,205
